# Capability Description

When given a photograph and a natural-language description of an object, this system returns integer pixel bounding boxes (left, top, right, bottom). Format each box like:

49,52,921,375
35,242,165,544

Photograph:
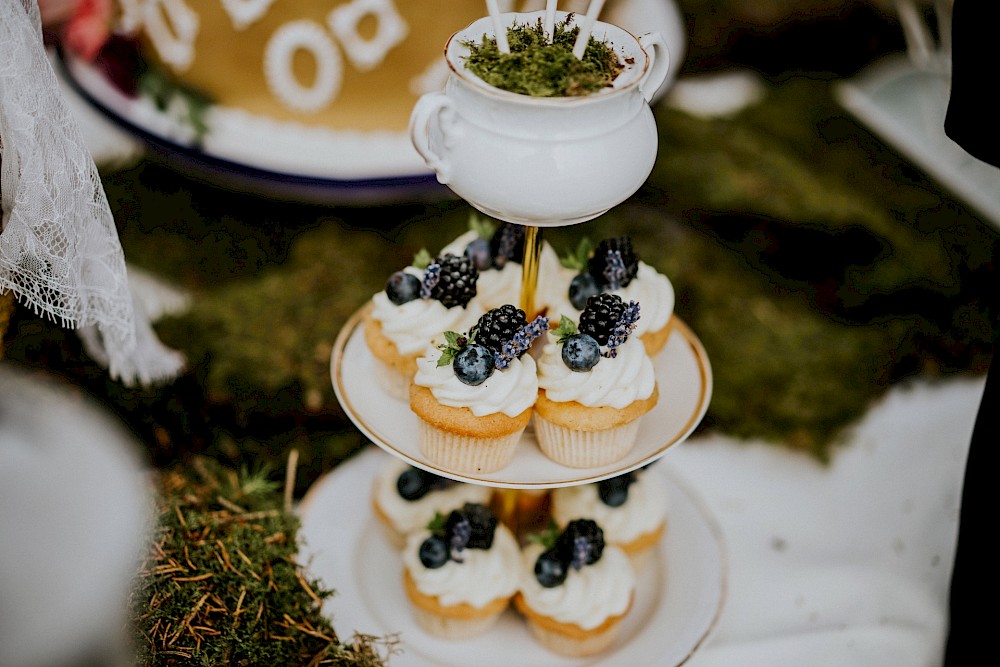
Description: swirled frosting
518,542,635,629
373,457,493,536
403,524,521,608
370,267,483,356
413,345,538,417
439,231,564,311
536,333,655,409
551,471,669,544
545,262,675,337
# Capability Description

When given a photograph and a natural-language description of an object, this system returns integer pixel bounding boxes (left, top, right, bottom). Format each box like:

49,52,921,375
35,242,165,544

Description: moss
130,456,395,666
463,18,624,97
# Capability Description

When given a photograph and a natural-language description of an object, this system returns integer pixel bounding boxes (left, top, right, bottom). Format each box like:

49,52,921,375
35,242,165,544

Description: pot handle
409,92,458,184
638,32,670,103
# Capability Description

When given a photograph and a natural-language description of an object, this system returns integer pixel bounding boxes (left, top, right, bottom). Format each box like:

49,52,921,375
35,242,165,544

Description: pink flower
63,0,113,62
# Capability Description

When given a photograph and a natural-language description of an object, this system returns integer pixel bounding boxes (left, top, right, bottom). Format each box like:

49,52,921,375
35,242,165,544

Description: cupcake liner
525,617,622,657
417,420,523,474
533,415,641,468
371,355,412,402
409,604,505,639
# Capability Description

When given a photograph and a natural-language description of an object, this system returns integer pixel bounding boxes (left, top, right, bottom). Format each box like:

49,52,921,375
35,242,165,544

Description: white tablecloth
667,376,983,667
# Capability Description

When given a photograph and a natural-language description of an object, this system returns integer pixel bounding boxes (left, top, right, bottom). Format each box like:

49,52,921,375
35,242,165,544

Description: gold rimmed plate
330,305,712,489
298,446,726,666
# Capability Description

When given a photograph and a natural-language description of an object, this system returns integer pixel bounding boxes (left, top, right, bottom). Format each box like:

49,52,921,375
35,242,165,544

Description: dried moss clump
463,18,625,96
130,457,393,666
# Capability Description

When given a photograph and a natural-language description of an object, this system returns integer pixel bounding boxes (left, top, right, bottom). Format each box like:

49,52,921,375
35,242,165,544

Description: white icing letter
328,0,408,72
220,0,277,31
264,20,343,113
141,0,199,73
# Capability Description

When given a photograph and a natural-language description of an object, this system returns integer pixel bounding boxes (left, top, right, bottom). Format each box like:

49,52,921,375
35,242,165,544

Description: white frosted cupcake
409,305,547,474
551,467,668,572
440,220,563,313
534,295,658,468
402,502,521,639
545,236,675,356
371,456,493,548
364,252,485,400
515,519,635,656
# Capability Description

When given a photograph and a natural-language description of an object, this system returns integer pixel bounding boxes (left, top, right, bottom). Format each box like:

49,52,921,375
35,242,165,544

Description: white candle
572,0,606,59
486,0,510,53
544,0,558,42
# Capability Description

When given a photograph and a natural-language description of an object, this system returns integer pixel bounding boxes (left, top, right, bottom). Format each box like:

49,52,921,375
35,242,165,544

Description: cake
544,236,676,356
409,305,546,474
534,294,658,467
363,252,483,400
402,502,520,639
515,518,635,656
371,455,493,548
550,467,668,572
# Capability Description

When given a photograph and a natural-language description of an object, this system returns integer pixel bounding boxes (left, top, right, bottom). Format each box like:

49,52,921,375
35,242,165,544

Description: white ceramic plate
297,447,726,667
331,305,713,489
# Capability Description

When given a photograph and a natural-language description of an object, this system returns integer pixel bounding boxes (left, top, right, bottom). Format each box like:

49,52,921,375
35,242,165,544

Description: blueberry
534,548,569,588
568,272,599,311
453,343,495,385
597,477,629,507
419,535,450,569
385,271,421,305
465,237,493,272
561,334,600,372
396,467,427,500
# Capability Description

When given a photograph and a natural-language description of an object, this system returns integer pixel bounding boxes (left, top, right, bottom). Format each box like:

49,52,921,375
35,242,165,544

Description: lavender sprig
494,314,550,369
603,250,626,291
603,300,640,358
420,261,441,300
449,516,472,563
570,535,591,571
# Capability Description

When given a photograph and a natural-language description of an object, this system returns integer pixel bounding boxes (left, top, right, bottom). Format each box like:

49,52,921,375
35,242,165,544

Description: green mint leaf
413,248,433,269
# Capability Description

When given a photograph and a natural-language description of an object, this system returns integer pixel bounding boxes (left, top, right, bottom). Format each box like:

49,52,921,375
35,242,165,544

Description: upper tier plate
55,0,685,204
331,305,713,489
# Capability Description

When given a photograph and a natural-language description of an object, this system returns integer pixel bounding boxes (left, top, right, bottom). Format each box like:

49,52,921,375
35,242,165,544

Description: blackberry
556,519,605,570
578,293,626,346
426,253,479,308
471,304,526,355
489,223,525,268
588,236,639,290
459,502,498,550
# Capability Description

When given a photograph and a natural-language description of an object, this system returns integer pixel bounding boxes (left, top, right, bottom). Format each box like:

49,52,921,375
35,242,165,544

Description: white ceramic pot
409,11,669,226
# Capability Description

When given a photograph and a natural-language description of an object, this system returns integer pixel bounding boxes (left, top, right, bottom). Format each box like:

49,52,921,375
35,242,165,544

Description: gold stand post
498,225,544,535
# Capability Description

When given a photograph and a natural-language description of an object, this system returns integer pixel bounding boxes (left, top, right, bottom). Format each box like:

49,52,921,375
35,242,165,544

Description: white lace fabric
1,0,183,385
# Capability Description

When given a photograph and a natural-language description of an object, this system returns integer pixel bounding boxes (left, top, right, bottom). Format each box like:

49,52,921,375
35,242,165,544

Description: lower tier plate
330,305,712,489
298,446,726,667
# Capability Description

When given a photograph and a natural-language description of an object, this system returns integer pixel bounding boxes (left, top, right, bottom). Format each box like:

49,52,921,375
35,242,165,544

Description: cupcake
371,456,493,549
515,519,635,656
534,294,658,468
545,236,675,356
551,467,668,572
409,305,547,474
402,502,521,639
440,217,563,313
364,252,484,400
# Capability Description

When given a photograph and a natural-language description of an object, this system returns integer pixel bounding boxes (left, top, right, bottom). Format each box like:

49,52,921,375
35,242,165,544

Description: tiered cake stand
299,9,725,665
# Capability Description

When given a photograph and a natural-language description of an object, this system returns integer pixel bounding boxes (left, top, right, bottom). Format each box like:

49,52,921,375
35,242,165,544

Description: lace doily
1,0,183,386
